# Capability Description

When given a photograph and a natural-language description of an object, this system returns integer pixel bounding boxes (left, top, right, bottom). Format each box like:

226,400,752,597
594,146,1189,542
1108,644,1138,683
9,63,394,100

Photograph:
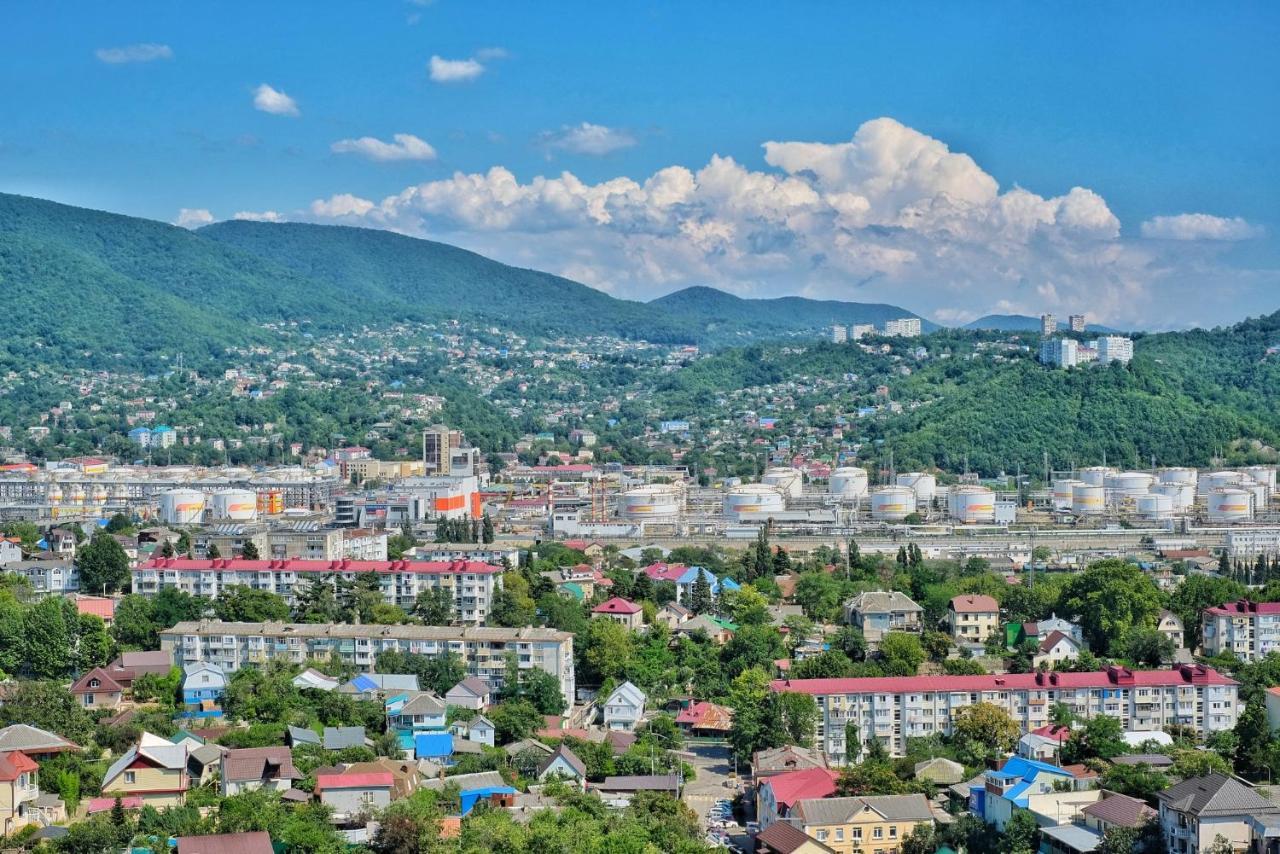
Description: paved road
683,743,743,831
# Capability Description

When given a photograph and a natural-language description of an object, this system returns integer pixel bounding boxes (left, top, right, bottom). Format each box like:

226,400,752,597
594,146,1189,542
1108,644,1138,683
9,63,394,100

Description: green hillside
650,285,931,339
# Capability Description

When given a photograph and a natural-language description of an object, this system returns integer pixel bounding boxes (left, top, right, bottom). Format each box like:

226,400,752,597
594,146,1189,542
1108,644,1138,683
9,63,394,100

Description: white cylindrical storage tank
1240,466,1277,491
1136,493,1174,521
1052,479,1083,511
620,485,681,521
68,485,86,506
1199,471,1243,496
948,486,995,524
1152,482,1195,512
829,467,869,501
761,467,804,499
724,484,786,518
1246,483,1269,513
1207,488,1253,522
159,488,206,525
896,472,937,507
1106,471,1154,504
46,484,63,504
210,488,258,521
1158,467,1198,487
90,484,108,506
870,486,916,522
1078,466,1115,487
1072,484,1106,515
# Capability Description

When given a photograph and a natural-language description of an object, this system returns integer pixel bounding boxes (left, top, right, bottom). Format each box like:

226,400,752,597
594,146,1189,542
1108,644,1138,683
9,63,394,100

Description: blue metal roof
414,732,454,759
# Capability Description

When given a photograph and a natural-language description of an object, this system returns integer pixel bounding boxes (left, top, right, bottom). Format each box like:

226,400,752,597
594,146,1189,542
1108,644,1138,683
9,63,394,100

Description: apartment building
159,621,575,707
882,318,922,338
133,557,502,624
1201,600,1280,661
771,664,1238,763
1224,528,1280,558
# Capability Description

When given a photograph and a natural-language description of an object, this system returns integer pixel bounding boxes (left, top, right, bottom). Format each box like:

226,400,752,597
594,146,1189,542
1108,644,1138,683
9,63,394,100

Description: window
84,694,94,705
889,827,898,839
817,831,828,841
836,829,845,841
124,771,136,784
874,827,884,839
853,828,863,840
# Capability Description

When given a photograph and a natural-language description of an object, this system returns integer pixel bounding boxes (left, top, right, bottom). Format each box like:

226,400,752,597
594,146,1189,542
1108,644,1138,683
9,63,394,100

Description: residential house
590,775,680,809
537,744,587,788
100,733,191,808
70,667,125,710
467,716,495,748
413,732,454,764
176,831,274,854
286,727,321,749
292,668,340,692
181,662,227,718
757,767,840,828
756,822,839,854
592,597,644,630
0,750,65,836
1034,632,1084,669
315,771,394,823
74,595,115,626
1202,600,1280,662
220,747,300,796
1158,611,1186,649
948,595,1000,645
844,591,923,644
445,677,492,710
503,738,553,761
323,727,368,751
602,681,646,731
339,673,420,701
387,692,447,749
913,757,964,785
341,760,421,802
752,745,828,779
675,701,733,737
1081,792,1157,836
421,770,516,816
0,726,79,761
1157,773,1280,854
655,602,692,629
674,614,737,645
971,757,1095,831
790,794,935,854
1018,725,1071,762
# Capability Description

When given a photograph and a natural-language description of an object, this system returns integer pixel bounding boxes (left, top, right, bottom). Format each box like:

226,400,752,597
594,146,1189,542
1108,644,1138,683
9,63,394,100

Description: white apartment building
341,529,389,561
850,324,877,341
1040,337,1080,368
771,665,1238,764
1095,336,1134,365
160,621,575,707
133,557,502,624
1224,528,1280,558
832,325,848,344
882,318,922,338
1201,599,1280,662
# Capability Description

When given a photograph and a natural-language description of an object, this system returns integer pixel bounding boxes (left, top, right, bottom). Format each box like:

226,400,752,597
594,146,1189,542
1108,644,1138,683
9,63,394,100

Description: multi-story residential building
133,557,502,624
771,664,1238,763
1069,314,1087,333
341,529,389,561
850,324,876,341
7,561,79,596
1041,314,1058,336
1157,773,1280,854
832,325,848,344
947,595,1000,645
882,318,922,338
1224,527,1280,558
1201,599,1280,661
1095,336,1134,365
1040,337,1080,368
1157,610,1186,649
790,794,934,854
413,545,519,566
844,591,923,644
159,621,575,708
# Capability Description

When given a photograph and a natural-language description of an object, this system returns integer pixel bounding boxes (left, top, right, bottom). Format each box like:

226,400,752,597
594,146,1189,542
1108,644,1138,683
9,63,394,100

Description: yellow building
100,734,190,808
948,595,1000,645
790,794,935,854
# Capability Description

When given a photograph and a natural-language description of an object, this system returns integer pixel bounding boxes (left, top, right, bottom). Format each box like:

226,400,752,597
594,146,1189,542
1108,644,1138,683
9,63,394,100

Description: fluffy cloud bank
173,208,214,229
253,84,299,117
332,133,437,162
292,118,1265,327
1140,213,1263,241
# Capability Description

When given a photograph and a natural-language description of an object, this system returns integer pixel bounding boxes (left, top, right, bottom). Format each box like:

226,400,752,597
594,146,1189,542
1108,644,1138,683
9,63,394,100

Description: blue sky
2,2,1277,328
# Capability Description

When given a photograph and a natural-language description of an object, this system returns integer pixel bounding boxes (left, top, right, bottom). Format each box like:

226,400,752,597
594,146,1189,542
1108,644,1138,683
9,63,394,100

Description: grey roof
1112,753,1174,767
594,775,679,792
950,774,986,801
847,591,923,614
421,770,506,791
287,726,321,746
753,745,827,775
447,676,491,698
504,738,553,757
322,726,366,750
793,794,933,826
0,724,79,753
1081,793,1156,828
397,692,446,716
1157,773,1280,817
538,744,587,779
1040,825,1102,853
914,757,965,784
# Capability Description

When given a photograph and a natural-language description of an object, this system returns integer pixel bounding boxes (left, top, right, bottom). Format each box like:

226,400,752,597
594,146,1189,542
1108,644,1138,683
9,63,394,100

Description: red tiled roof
76,596,116,620
71,667,125,695
141,557,501,575
950,594,999,613
770,665,1237,696
592,597,642,615
1204,599,1280,617
675,701,733,731
762,767,839,808
315,771,393,792
87,796,143,813
642,562,687,582
0,750,38,781
1030,724,1071,742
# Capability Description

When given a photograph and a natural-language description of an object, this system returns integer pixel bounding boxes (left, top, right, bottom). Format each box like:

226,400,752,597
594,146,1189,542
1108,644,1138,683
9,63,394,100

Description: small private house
602,681,646,731
844,591,923,644
387,692,447,750
445,677,491,710
675,701,733,737
315,771,394,824
0,725,80,760
338,674,419,701
537,744,587,788
757,767,840,828
789,794,935,854
70,667,125,710
1033,631,1084,669
971,756,1094,831
752,745,828,780
181,662,227,719
292,668,340,692
948,595,1000,646
1157,773,1280,854
1157,610,1186,649
1018,725,1071,762
0,750,65,837
590,775,680,809
467,716,495,748
323,727,368,751
220,747,301,797
100,733,191,808
756,821,839,854
592,596,645,630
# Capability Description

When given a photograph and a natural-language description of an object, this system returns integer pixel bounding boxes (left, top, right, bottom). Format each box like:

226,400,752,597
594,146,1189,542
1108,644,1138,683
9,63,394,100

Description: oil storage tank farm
1152,481,1196,512
896,472,937,508
1072,483,1106,516
159,488,206,525
1136,492,1174,521
619,484,682,522
761,467,804,500
1105,471,1154,506
1207,488,1253,522
1052,479,1083,511
829,467,869,502
724,484,786,519
209,488,258,521
948,486,996,524
871,486,916,522
1078,466,1115,487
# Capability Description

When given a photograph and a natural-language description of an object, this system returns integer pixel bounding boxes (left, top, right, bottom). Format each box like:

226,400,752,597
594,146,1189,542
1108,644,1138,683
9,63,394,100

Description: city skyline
2,2,1277,329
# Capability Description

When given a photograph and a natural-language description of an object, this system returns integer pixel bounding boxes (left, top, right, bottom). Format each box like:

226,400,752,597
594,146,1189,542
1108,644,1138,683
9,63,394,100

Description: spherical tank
1207,488,1253,522
829,467,869,501
159,488,206,525
1078,466,1114,487
210,488,258,521
1052,479,1083,511
620,485,682,521
871,486,916,522
896,472,937,507
1136,493,1173,520
948,486,995,524
724,484,786,517
1072,484,1106,515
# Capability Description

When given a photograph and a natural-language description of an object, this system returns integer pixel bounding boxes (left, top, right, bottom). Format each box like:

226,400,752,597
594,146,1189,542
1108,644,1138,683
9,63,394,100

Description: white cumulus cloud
540,123,637,156
95,43,173,64
253,84,300,117
233,210,285,222
1140,213,1263,241
428,55,485,83
310,194,375,218
174,208,214,229
331,133,438,162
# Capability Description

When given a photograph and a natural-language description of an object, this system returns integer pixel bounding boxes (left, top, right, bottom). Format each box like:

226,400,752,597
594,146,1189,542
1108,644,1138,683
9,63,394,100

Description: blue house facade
181,662,227,718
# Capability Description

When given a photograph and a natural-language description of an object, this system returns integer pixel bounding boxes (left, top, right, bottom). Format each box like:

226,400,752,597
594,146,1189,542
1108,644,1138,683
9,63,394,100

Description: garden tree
159,539,175,558
131,668,182,705
488,699,543,743
1169,574,1247,649
830,624,868,661
2,520,40,551
24,596,74,678
631,569,654,603
0,680,94,743
104,512,134,534
0,597,24,675
721,624,786,678
372,789,451,854
1123,627,1175,666
921,630,953,661
793,571,844,621
1207,836,1237,854
879,632,927,675
773,546,792,574
293,574,342,623
1050,703,1075,727
413,587,455,625
1001,578,1064,624
522,668,568,716
481,513,495,544
774,691,819,746
537,593,588,635
901,824,939,854
214,585,291,622
240,540,260,559
53,814,129,853
488,572,537,627
942,659,988,675
727,668,782,759
791,650,855,680
375,650,466,695
952,702,1020,759
1062,714,1127,763
1232,698,1280,780
836,757,919,796
1060,559,1165,654
688,569,713,614
206,542,221,559
1098,821,1163,854
175,530,191,555
1003,810,1041,854
579,617,636,685
1100,762,1169,804
723,585,770,625
76,613,114,670
76,530,131,594
1170,748,1231,779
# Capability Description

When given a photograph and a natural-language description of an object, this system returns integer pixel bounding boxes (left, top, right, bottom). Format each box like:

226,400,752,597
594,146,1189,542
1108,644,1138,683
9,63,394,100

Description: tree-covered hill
650,285,932,339
963,314,1123,333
